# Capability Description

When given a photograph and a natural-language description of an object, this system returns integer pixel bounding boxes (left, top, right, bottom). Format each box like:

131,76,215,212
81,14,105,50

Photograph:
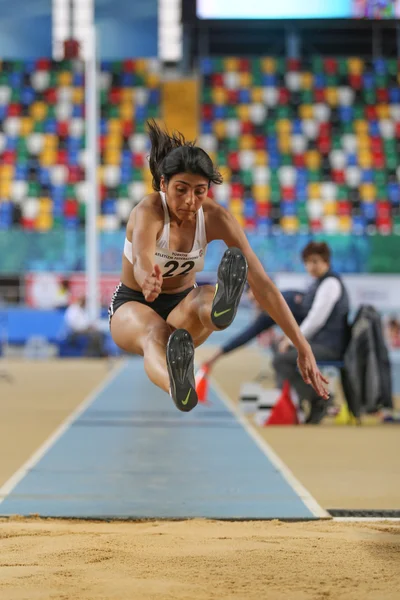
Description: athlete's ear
160,176,167,193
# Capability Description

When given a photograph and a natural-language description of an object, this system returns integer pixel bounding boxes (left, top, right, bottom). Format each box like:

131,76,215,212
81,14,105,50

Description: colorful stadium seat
0,59,160,231
200,56,400,235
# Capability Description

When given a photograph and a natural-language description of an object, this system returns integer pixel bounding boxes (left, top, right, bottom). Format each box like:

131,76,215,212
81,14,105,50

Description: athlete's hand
142,265,163,302
297,343,329,400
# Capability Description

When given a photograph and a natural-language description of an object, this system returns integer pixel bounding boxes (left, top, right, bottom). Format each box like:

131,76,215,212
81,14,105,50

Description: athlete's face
304,254,330,279
160,173,209,221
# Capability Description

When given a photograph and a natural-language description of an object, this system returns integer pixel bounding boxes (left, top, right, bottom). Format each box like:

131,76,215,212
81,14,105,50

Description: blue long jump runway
0,359,326,520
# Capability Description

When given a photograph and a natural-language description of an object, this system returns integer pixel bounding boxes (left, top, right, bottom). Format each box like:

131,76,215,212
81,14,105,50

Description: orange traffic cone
195,364,210,404
266,381,298,425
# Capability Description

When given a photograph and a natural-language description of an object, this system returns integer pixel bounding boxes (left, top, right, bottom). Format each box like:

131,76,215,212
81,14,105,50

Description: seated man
273,241,350,424
64,296,107,358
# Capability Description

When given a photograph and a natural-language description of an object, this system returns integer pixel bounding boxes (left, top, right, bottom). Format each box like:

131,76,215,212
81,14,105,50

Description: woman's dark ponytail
146,119,222,191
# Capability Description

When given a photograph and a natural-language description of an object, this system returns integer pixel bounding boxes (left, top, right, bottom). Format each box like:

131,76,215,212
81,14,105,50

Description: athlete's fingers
153,264,163,281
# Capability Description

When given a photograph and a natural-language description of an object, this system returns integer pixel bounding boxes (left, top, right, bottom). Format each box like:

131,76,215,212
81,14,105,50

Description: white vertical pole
85,26,100,322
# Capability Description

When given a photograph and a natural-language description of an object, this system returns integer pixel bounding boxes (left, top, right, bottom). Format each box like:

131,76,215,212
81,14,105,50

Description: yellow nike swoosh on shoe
182,389,191,406
213,283,219,299
213,308,232,318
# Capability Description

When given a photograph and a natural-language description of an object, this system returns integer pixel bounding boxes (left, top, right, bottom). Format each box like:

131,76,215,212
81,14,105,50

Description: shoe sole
211,247,248,329
166,329,198,412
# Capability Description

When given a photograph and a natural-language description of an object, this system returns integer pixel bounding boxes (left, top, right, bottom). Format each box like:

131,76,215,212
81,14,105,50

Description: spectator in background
55,278,71,310
387,317,400,349
273,241,350,424
64,296,107,357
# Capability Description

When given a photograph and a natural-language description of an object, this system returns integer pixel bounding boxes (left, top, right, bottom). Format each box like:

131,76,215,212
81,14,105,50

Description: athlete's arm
208,205,328,398
130,200,163,301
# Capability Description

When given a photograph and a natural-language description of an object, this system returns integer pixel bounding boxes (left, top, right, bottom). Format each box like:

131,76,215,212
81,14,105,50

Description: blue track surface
0,358,320,520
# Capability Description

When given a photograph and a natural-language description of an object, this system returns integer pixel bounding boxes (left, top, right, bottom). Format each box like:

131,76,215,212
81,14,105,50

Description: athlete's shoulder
126,193,164,236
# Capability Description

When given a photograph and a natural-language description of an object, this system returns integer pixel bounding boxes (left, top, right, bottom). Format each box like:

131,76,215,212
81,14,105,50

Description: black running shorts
108,282,194,324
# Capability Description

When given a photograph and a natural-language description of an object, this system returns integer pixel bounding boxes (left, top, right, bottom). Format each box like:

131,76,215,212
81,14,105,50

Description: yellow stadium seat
104,151,121,166
224,58,239,72
301,72,314,90
40,151,57,167
233,214,244,228
281,216,299,233
120,103,134,120
239,135,254,150
43,134,58,149
73,87,84,104
276,119,292,135
146,73,160,89
376,104,390,119
20,117,33,136
58,71,72,86
358,151,372,169
213,120,226,139
348,57,364,75
230,198,243,211
97,166,105,184
143,168,153,183
278,135,291,154
219,166,232,181
237,105,250,121
251,87,263,103
104,136,121,152
339,216,352,233
323,201,337,216
0,180,11,198
30,101,48,121
326,87,338,106
121,88,134,102
360,183,376,201
39,197,52,213
261,58,276,74
255,150,268,166
212,87,227,105
253,185,269,202
357,133,370,151
354,120,368,135
0,165,14,180
239,72,251,88
135,59,147,74
308,183,321,200
305,150,321,170
299,104,313,119
145,181,154,195
36,214,53,231
108,118,122,135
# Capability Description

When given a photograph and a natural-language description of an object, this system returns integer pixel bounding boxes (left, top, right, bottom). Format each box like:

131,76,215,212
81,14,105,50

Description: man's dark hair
301,241,331,264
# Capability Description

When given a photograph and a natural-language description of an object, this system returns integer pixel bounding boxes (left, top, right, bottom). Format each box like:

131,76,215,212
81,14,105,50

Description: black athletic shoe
166,328,198,412
211,247,248,329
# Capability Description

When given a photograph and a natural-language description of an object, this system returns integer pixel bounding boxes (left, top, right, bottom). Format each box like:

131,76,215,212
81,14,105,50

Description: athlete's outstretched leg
168,247,248,346
110,302,172,392
110,302,198,412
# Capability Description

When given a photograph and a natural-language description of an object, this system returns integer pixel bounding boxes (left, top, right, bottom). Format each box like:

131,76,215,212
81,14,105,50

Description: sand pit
1,517,399,600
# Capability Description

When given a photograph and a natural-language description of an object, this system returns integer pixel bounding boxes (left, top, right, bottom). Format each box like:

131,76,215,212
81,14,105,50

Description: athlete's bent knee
143,321,173,350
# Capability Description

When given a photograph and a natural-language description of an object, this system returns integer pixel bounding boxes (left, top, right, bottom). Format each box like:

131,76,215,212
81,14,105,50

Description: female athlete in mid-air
109,120,328,412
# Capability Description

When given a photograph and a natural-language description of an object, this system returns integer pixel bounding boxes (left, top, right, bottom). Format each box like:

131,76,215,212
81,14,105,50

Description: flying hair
146,119,223,191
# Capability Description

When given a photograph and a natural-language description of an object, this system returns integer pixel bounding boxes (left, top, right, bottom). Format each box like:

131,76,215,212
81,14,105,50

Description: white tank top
124,191,207,279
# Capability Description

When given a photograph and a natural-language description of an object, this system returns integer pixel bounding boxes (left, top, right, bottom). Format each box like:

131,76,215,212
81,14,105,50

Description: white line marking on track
210,376,330,519
0,360,127,505
334,517,400,522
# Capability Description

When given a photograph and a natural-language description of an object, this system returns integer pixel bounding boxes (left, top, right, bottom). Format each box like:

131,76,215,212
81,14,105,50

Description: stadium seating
0,58,160,231
200,57,400,235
